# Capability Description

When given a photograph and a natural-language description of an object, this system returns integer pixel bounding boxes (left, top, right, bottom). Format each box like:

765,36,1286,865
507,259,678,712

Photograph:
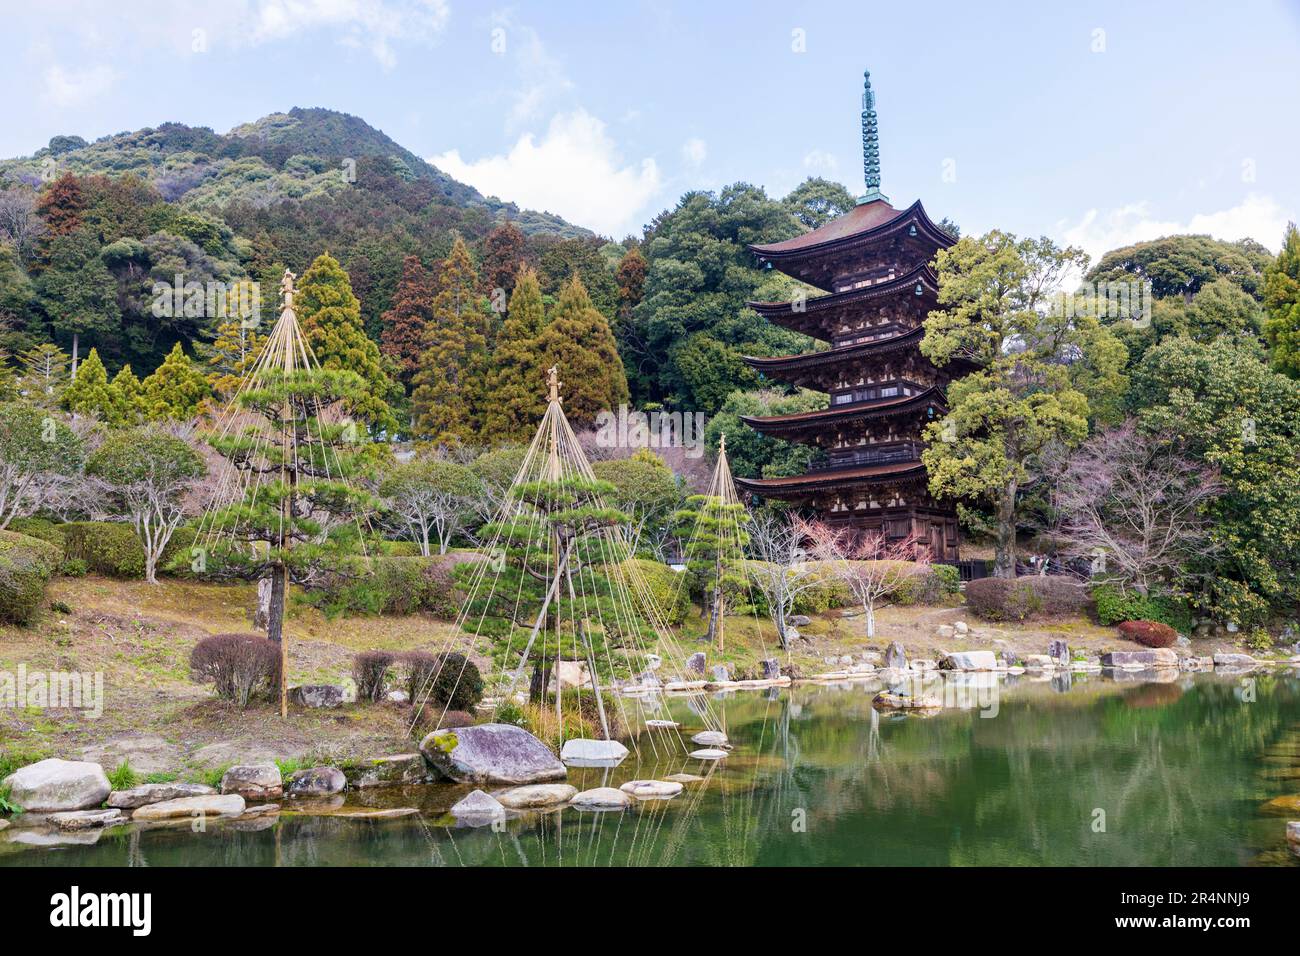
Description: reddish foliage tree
480,221,528,301
36,173,85,238
1051,420,1222,596
379,255,434,384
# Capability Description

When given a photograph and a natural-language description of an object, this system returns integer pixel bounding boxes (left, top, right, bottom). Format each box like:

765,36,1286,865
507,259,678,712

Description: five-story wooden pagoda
734,70,966,560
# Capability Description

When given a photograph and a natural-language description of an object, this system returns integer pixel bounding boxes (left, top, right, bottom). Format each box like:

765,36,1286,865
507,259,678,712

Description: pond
4,671,1300,867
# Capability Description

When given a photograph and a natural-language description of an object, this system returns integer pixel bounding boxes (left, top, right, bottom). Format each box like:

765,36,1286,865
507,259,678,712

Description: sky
6,0,1300,262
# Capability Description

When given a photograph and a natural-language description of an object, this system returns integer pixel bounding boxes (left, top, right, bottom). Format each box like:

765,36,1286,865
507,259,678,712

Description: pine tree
412,237,490,445
536,274,629,429
297,252,398,433
1265,222,1300,378
481,266,548,443
378,254,434,385
18,343,70,405
203,318,268,400
62,347,117,420
142,343,211,421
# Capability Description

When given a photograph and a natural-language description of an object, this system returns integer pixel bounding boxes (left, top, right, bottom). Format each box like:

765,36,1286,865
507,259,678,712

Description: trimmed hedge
5,518,66,553
896,564,962,607
1091,583,1192,633
404,650,484,712
0,531,62,625
966,575,1090,622
1118,619,1178,648
60,521,196,579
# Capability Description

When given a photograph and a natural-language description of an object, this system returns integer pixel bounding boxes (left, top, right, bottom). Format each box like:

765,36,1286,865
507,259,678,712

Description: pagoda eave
734,460,929,498
740,387,947,439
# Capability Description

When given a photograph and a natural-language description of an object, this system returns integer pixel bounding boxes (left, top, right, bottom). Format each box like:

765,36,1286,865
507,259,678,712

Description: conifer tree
297,251,399,433
62,347,117,419
37,230,119,363
35,173,85,239
18,343,70,405
203,319,267,400
0,352,17,402
480,221,527,302
481,265,547,443
378,254,434,385
142,342,211,421
109,364,146,426
412,237,490,445
536,274,629,429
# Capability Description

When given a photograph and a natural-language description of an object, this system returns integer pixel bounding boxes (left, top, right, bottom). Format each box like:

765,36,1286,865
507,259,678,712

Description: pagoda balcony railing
808,441,925,472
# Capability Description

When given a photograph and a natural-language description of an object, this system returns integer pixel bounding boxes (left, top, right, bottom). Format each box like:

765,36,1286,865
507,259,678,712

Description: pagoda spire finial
857,69,888,205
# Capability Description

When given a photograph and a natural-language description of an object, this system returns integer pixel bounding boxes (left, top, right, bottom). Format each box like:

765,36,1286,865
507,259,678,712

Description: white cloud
1060,193,1292,265
680,138,707,168
42,63,116,108
802,149,839,174
242,0,450,69
487,11,573,129
430,109,662,238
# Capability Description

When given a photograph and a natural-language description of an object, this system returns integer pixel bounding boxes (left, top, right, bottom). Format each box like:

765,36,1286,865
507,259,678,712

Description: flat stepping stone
689,748,728,760
691,730,728,746
619,780,684,799
644,720,680,729
664,773,704,783
494,784,578,809
663,680,708,691
108,783,216,810
240,804,280,818
132,794,246,821
48,809,125,831
571,787,632,810
560,738,629,767
331,808,419,819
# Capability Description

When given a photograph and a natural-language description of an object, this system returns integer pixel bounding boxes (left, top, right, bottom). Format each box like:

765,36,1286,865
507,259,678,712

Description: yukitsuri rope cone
409,365,723,760
194,269,374,717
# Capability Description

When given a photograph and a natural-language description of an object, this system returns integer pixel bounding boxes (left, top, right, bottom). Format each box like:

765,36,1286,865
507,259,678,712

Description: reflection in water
4,672,1299,867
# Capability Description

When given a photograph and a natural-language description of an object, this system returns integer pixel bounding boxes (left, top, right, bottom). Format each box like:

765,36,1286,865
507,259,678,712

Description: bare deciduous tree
746,512,823,649
1052,420,1221,595
802,520,930,639
0,188,45,263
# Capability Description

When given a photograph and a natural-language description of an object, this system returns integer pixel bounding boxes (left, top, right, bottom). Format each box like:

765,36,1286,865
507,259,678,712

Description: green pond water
5,671,1300,867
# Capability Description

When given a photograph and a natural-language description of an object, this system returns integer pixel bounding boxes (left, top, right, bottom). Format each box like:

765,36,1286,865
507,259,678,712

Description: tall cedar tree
615,246,647,321
480,221,528,301
35,173,85,240
378,254,434,385
481,266,547,443
204,318,268,400
536,274,629,429
62,347,117,419
412,237,490,446
297,251,399,434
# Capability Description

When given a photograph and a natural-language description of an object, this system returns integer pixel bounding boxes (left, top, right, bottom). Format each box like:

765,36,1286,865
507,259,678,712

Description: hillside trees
1264,222,1300,377
378,254,434,385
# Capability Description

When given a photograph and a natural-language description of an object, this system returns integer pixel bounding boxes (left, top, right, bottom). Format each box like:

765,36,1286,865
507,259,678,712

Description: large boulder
2,759,111,812
685,652,706,675
1101,649,1178,668
420,723,566,785
1048,639,1070,664
286,767,346,796
941,650,999,671
132,794,245,821
343,753,431,789
1213,652,1258,668
220,764,283,800
288,684,347,708
761,658,782,680
108,783,216,810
